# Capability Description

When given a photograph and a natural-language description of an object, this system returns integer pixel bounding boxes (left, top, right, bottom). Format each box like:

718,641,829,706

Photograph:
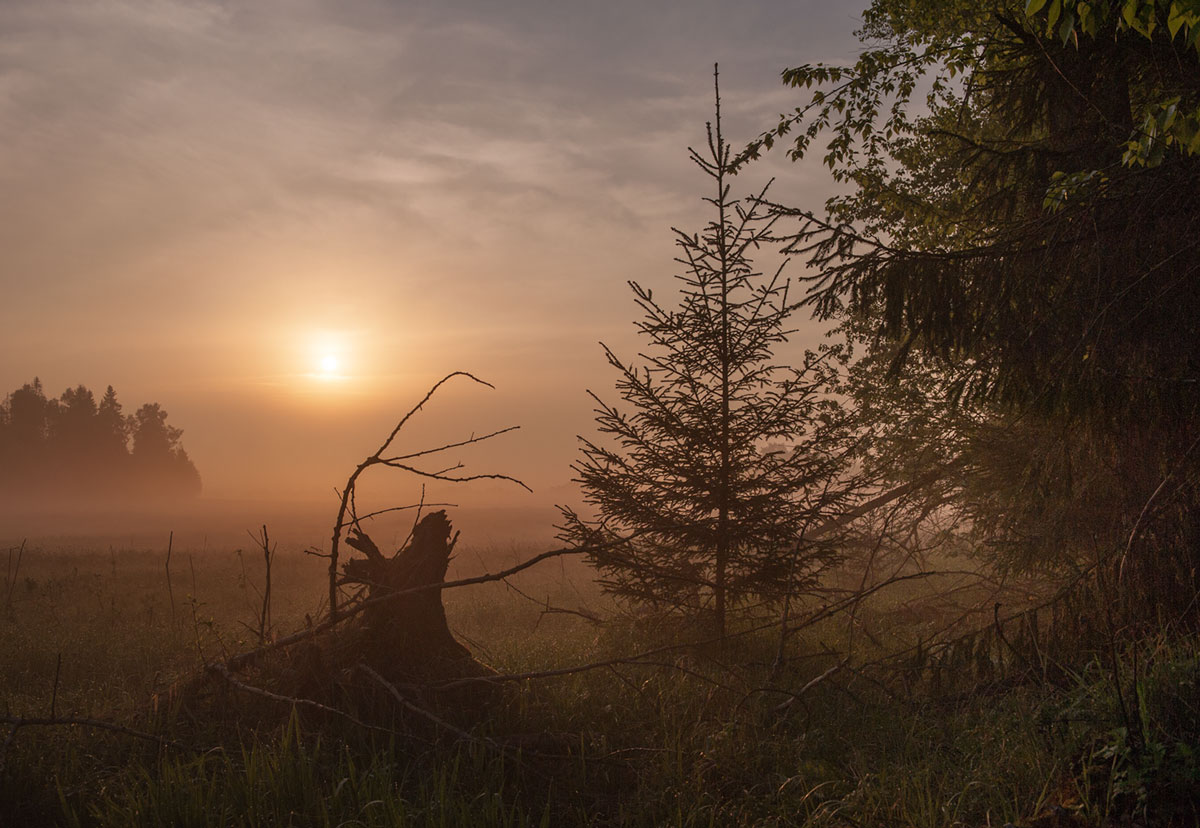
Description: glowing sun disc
318,354,339,374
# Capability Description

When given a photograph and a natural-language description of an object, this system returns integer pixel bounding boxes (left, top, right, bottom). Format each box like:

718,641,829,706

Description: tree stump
338,509,489,684
162,510,495,730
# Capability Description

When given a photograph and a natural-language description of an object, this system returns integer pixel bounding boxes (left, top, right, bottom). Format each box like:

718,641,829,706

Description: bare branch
0,715,189,775
206,664,390,736
379,425,522,464
327,372,517,618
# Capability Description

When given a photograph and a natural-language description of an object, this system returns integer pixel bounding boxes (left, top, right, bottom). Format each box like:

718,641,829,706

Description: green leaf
1079,3,1098,35
1168,3,1186,37
1060,9,1078,43
1026,0,1049,15
1122,0,1138,27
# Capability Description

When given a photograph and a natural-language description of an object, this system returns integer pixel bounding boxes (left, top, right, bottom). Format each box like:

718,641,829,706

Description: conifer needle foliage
560,69,854,637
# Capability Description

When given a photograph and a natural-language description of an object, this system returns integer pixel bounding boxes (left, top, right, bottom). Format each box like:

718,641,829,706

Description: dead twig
355,663,515,759
327,372,527,619
335,501,456,531
1118,430,1200,585
501,577,604,628
783,569,989,640
0,715,189,775
769,658,848,715
165,530,176,626
427,620,782,691
205,663,391,737
50,653,62,719
246,524,275,644
4,539,25,614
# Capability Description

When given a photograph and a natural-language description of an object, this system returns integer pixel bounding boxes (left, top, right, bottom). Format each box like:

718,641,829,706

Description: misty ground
3,508,1197,827
0,499,562,551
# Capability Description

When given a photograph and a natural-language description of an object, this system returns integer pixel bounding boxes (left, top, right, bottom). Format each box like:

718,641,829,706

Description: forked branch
326,372,528,618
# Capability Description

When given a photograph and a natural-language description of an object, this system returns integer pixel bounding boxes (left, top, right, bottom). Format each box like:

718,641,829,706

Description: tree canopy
744,0,1200,606
746,0,1198,419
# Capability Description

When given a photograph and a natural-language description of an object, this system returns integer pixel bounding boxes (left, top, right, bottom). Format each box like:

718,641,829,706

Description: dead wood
0,715,190,775
331,509,493,686
166,510,497,731
325,371,527,617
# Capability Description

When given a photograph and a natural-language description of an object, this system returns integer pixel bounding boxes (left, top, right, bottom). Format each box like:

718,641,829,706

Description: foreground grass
2,543,1198,826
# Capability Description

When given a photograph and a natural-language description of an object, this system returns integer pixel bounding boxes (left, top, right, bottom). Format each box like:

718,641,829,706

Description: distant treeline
0,378,201,500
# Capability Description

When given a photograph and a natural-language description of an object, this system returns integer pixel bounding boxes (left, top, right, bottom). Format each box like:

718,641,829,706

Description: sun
303,329,353,384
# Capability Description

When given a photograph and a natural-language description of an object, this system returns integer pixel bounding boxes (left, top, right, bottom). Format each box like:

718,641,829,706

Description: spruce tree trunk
714,73,731,642
715,524,728,638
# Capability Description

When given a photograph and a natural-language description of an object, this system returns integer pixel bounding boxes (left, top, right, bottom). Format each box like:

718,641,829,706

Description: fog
0,0,858,510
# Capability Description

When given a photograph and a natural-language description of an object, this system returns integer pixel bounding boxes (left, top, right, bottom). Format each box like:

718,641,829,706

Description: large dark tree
561,70,855,637
746,0,1200,606
746,0,1199,418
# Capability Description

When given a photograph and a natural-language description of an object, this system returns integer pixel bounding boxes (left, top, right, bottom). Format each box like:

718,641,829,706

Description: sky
0,0,867,512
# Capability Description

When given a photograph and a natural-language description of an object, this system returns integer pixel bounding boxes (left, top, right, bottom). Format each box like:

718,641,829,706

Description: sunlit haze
0,1,863,514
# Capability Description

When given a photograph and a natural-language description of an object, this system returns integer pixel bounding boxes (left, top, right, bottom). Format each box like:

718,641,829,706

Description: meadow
3,517,1197,828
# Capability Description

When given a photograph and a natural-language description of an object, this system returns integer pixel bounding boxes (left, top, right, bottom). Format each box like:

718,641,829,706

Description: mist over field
4,0,1200,826
0,498,562,557
0,0,851,508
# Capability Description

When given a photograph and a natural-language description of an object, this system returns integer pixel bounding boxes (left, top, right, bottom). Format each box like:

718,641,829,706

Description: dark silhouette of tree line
0,378,201,501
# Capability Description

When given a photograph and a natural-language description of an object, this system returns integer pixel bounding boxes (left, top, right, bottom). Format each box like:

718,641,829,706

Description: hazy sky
0,0,866,509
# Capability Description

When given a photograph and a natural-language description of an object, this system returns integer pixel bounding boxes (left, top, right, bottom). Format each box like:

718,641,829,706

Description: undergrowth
3,546,1199,827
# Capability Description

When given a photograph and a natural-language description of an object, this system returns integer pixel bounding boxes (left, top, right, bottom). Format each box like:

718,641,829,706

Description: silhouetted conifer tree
96,386,128,457
52,384,100,493
560,69,854,637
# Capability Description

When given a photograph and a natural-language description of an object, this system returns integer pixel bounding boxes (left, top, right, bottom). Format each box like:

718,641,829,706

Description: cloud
0,0,865,499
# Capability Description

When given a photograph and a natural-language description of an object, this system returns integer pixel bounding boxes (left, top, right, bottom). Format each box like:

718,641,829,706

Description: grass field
2,525,1198,827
